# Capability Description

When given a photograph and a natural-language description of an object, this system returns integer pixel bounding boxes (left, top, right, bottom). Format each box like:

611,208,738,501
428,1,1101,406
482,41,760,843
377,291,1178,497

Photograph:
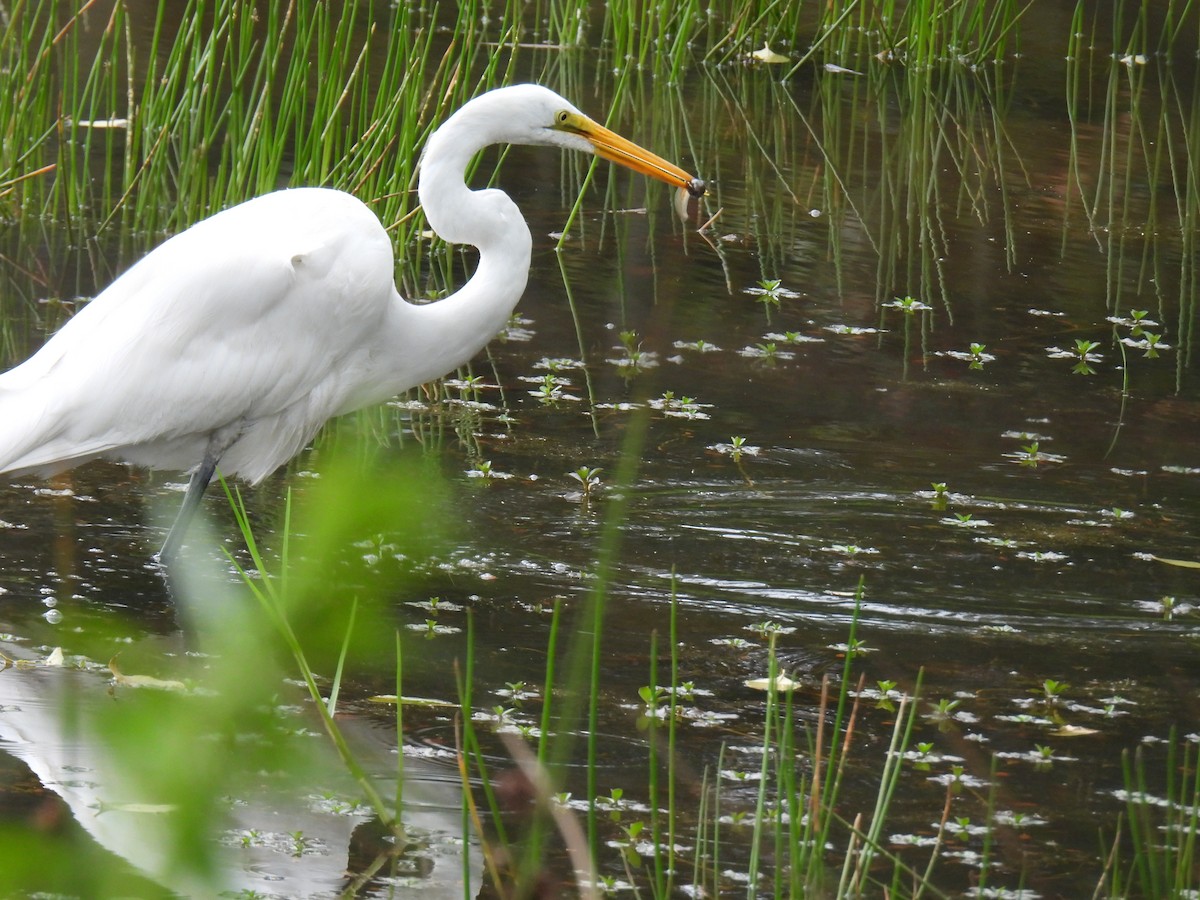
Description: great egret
0,84,704,562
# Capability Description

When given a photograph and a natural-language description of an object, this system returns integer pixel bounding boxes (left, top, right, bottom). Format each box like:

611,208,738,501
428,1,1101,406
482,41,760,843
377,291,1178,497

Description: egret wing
0,190,396,479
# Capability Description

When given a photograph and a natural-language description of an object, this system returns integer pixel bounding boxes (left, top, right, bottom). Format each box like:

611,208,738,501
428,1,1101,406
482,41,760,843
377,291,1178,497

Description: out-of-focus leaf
1151,555,1200,569
368,694,456,707
95,802,178,815
109,657,188,692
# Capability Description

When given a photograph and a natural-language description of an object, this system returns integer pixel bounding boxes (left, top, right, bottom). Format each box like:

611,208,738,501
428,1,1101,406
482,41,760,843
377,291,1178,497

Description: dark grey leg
156,452,219,564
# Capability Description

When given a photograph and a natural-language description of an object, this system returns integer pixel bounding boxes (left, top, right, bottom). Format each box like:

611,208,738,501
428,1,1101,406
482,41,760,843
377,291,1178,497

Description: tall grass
3,0,1196,328
1104,732,1200,897
3,1,1200,892
1065,0,1200,369
3,0,525,242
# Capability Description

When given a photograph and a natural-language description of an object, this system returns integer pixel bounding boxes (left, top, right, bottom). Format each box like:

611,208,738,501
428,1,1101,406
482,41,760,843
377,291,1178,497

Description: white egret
0,84,705,562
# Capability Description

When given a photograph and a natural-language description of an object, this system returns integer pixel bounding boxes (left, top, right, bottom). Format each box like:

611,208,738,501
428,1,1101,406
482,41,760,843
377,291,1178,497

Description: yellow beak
559,112,706,198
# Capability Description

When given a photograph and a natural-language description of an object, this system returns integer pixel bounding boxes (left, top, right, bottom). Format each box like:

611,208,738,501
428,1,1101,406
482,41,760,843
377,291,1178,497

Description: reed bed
1,0,1199,895
3,0,1198,332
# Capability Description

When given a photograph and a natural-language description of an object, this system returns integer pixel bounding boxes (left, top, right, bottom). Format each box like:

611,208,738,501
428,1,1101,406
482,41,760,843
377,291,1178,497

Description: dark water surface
1,2,1198,897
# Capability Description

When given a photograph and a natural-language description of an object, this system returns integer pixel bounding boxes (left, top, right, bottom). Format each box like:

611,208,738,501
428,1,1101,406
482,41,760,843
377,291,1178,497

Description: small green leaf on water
367,694,457,707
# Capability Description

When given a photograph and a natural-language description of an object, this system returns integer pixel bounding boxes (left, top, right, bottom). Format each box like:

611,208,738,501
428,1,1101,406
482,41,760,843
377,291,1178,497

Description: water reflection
0,631,476,897
1,1,1199,895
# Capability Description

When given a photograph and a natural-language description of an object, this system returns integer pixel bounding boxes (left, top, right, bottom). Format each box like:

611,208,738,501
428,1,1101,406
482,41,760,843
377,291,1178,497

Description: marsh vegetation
0,1,1198,897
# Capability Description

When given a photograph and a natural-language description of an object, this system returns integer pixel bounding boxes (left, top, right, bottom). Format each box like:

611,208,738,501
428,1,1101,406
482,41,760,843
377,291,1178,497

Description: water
1,2,1199,897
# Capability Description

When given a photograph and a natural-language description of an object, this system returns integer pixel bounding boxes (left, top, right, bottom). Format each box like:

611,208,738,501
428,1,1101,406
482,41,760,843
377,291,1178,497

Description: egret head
429,84,706,198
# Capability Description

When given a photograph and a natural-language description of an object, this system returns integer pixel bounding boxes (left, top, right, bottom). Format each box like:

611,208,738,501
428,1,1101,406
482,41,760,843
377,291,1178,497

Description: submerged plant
926,697,962,724
1128,309,1151,334
568,466,603,499
746,278,784,307
1047,338,1105,375
930,481,949,510
968,342,990,369
638,684,670,712
728,435,751,462
527,372,581,404
1042,679,1068,702
884,295,933,315
467,459,497,479
1072,339,1102,374
609,330,659,373
673,338,721,353
650,391,711,420
758,278,784,299
1107,308,1155,337
1122,332,1169,358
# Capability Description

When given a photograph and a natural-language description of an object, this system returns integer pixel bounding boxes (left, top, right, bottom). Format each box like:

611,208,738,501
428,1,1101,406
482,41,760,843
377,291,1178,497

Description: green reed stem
647,628,664,891
667,573,680,895
394,630,405,819
745,632,778,897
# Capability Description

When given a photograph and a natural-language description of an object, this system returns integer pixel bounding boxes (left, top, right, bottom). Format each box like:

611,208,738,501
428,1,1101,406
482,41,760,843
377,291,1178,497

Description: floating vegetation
709,437,761,459
928,769,990,789
824,324,884,335
973,536,1022,549
566,466,603,501
672,339,722,352
938,343,996,368
743,279,801,304
941,514,993,528
737,342,796,360
522,373,582,403
763,330,824,344
405,597,464,613
1121,333,1171,357
532,356,585,371
500,315,537,342
823,543,881,556
606,331,660,372
1044,339,1105,375
1004,441,1067,467
407,619,462,636
648,392,711,419
465,461,514,480
3,1,1200,897
1015,549,1068,563
883,296,933,314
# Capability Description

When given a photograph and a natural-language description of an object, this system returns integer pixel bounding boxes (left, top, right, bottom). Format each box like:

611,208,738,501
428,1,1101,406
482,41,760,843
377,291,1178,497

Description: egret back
0,189,400,481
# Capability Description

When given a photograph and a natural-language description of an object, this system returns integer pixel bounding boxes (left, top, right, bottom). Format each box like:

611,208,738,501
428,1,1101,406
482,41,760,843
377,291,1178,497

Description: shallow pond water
1,2,1199,897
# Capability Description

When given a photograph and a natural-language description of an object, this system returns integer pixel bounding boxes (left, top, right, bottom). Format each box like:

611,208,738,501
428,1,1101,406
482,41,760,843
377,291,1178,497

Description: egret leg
157,453,219,564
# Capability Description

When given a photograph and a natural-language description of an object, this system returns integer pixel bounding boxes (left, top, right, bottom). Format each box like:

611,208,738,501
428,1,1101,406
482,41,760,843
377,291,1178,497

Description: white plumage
0,84,703,561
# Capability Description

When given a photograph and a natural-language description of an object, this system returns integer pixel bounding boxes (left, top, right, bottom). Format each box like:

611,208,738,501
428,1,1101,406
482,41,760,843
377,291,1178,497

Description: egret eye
555,110,571,125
